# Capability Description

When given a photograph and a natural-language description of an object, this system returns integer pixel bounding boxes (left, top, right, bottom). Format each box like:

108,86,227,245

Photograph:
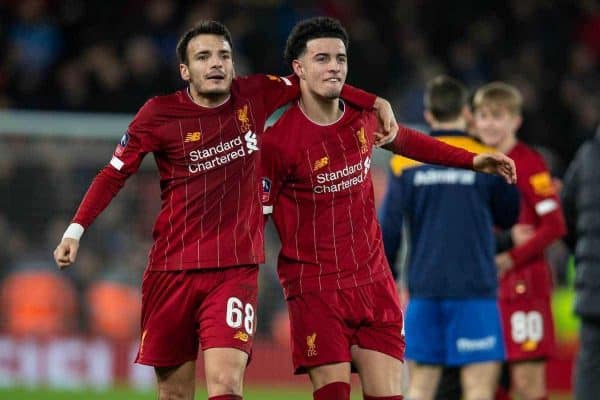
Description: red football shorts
499,295,556,361
286,275,405,374
135,265,258,367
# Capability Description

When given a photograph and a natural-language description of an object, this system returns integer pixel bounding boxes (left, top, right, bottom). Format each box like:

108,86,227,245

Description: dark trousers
575,318,600,400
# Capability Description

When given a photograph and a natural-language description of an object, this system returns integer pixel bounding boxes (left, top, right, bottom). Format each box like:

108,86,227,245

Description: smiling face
293,37,347,100
473,103,521,150
179,34,234,104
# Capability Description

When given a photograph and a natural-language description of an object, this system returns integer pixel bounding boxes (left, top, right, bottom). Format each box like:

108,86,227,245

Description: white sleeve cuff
262,205,273,215
62,223,85,240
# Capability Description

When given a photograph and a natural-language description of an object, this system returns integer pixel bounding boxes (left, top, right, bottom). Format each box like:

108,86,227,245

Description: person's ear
179,63,190,81
424,110,435,126
292,59,304,79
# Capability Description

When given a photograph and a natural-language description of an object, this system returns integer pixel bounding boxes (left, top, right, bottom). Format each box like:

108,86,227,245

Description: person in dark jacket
561,125,600,400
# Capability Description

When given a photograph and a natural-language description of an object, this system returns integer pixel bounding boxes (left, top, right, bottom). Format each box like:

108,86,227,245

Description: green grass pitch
0,387,572,399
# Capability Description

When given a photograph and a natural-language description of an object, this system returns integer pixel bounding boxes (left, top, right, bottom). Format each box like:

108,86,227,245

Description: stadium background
0,0,597,398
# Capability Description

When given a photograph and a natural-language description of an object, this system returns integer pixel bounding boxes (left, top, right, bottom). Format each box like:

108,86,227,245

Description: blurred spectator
6,0,63,107
0,0,596,166
0,266,77,336
86,278,141,341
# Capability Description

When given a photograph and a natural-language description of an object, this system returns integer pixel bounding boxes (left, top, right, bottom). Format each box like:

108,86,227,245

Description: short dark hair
424,75,469,122
284,17,349,67
176,20,233,64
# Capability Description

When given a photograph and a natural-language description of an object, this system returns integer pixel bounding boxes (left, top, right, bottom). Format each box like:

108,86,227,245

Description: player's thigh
351,345,404,396
136,271,201,367
500,296,555,361
307,362,352,390
197,265,259,355
287,290,354,374
407,360,443,400
203,347,249,397
444,298,505,366
353,276,405,363
509,360,546,397
155,360,196,400
460,361,501,400
404,298,445,364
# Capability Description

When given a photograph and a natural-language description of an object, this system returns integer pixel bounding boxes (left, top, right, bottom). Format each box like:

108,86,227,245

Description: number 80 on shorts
510,310,544,343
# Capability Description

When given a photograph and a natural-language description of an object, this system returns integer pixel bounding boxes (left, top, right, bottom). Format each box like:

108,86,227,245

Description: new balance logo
234,331,249,342
313,157,329,171
185,131,202,142
244,131,258,153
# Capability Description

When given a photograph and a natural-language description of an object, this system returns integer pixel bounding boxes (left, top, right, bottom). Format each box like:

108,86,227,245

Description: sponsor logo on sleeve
266,74,292,86
115,131,130,156
529,172,555,196
261,177,271,202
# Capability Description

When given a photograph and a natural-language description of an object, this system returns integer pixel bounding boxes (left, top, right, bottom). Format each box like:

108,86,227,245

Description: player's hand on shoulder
511,224,535,246
373,97,398,147
495,251,514,278
53,238,80,269
473,152,517,184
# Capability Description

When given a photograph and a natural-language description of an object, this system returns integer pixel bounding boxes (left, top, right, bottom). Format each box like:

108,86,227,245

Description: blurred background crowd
0,0,597,372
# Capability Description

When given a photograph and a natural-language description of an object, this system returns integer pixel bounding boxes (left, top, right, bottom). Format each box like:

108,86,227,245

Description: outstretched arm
54,99,159,269
384,125,517,183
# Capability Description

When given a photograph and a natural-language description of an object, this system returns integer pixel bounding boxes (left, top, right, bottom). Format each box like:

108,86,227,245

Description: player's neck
298,92,343,125
430,119,467,131
497,135,518,154
187,86,230,108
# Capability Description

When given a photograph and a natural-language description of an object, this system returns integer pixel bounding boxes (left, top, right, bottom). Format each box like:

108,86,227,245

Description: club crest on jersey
307,332,318,356
115,131,130,156
261,177,272,202
237,105,252,132
185,131,202,142
356,127,368,154
313,156,329,171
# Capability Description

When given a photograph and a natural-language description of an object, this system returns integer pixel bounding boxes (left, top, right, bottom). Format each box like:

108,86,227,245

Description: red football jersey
261,102,476,299
499,141,566,300
71,75,376,271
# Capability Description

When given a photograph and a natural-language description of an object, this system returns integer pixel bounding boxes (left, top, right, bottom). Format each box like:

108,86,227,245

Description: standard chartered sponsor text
189,136,247,173
314,160,366,193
